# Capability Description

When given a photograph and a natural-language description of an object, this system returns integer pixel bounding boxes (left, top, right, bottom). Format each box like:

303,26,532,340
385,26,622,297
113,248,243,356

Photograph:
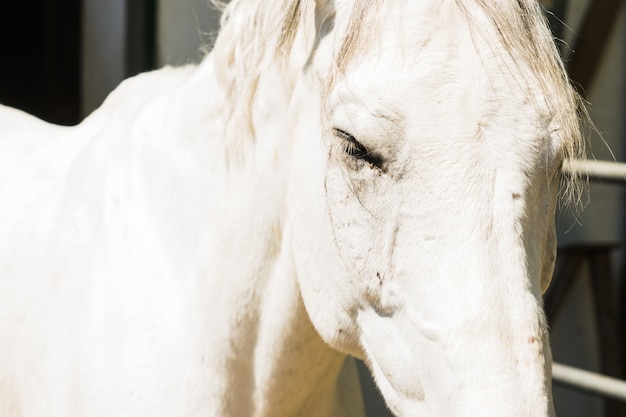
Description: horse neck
251,235,360,416
235,67,363,417
181,56,360,416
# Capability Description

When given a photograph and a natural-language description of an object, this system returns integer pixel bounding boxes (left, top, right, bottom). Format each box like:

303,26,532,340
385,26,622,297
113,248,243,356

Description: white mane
209,0,298,147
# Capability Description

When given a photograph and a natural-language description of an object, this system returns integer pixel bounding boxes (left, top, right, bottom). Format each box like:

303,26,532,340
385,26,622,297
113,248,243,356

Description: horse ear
314,0,336,38
540,261,554,295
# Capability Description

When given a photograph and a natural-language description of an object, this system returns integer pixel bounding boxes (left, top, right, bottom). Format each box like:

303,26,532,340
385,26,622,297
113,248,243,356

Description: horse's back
0,64,196,214
0,64,197,276
0,65,202,416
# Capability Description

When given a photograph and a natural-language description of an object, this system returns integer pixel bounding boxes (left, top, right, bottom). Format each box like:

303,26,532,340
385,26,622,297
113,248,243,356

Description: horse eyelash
333,128,384,169
342,136,366,157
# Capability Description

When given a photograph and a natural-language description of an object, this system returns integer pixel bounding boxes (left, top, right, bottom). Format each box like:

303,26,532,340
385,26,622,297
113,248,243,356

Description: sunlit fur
0,1,586,416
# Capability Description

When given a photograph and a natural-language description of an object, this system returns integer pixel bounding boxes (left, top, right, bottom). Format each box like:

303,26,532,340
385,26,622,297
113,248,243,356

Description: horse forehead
345,33,549,120
333,6,476,89
334,2,543,90
331,36,478,123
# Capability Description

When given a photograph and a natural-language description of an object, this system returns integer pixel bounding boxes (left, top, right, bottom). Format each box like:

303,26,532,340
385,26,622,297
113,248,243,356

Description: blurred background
0,0,623,415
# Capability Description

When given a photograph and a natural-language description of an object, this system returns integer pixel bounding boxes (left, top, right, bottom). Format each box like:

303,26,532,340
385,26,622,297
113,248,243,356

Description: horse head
284,1,584,415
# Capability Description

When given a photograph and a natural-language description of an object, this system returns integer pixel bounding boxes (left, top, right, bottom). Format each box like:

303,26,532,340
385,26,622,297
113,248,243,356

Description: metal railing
552,158,626,401
563,159,626,184
553,363,626,402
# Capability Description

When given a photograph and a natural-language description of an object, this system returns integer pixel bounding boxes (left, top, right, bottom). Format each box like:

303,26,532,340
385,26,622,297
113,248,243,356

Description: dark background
0,2,81,125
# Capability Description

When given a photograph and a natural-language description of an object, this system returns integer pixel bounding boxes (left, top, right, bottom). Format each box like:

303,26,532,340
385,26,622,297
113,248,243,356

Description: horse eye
333,128,383,168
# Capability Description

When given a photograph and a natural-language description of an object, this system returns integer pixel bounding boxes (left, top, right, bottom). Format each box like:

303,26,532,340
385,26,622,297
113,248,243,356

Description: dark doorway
0,2,81,125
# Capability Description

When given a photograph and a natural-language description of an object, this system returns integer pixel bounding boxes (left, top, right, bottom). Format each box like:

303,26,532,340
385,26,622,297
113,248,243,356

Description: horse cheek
286,134,365,356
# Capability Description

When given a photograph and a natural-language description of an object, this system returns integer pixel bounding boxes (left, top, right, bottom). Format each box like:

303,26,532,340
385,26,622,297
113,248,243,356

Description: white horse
0,0,585,416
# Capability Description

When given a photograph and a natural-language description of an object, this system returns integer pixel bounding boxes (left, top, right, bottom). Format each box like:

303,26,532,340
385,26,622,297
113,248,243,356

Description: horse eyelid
333,128,357,143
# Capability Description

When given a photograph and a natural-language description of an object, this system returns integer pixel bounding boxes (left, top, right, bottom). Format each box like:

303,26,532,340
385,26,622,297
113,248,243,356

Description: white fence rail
553,363,626,402
564,159,626,183
552,158,626,401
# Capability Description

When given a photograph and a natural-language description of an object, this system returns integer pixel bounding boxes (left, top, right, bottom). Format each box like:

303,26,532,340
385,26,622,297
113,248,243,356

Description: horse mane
208,0,382,148
210,0,587,203
209,0,299,150
454,0,588,206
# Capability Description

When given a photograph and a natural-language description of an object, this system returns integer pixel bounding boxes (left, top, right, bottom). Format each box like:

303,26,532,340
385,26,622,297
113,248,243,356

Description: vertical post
126,0,157,77
588,248,626,416
81,0,127,117
567,0,624,95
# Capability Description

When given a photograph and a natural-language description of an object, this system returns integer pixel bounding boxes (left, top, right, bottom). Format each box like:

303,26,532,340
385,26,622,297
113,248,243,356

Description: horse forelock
454,0,588,208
